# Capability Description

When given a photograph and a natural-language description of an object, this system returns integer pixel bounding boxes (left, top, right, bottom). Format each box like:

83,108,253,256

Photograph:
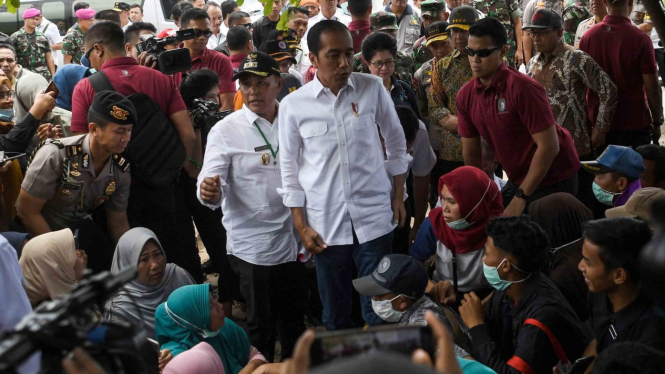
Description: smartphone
310,324,434,367
568,356,594,374
43,80,59,97
74,228,79,249
0,152,25,162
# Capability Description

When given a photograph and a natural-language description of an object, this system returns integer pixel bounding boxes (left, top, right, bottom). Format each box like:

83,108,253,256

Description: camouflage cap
421,0,444,18
370,11,399,31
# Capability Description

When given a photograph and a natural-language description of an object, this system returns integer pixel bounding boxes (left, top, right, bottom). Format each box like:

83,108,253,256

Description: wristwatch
515,188,530,200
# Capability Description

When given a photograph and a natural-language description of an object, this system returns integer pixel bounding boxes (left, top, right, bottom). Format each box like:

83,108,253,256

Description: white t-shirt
37,18,63,66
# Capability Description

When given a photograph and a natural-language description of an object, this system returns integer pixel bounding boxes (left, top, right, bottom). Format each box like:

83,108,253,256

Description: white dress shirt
278,73,411,246
207,23,228,49
197,105,298,266
304,9,351,41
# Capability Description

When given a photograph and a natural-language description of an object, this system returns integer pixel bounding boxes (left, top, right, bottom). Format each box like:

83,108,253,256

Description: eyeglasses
84,39,103,61
371,59,395,68
0,91,14,100
465,45,503,58
525,28,555,37
194,29,213,38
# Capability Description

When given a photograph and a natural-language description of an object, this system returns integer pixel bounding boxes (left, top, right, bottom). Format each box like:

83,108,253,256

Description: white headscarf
105,228,194,338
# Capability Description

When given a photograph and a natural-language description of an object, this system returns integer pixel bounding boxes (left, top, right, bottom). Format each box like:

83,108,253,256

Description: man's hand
653,124,662,145
429,280,456,306
392,197,406,228
158,349,173,372
298,225,328,254
30,91,57,120
514,50,524,68
137,51,158,69
280,330,315,374
411,311,463,374
62,347,108,374
409,226,419,245
37,123,63,140
503,196,526,217
458,292,485,329
0,160,11,172
591,129,607,150
200,175,221,204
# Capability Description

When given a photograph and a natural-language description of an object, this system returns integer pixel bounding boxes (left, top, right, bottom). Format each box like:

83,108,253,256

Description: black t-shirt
251,17,278,51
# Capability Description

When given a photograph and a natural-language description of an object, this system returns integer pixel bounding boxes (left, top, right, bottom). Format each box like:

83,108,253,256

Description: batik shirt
428,49,474,161
62,25,85,65
527,42,617,157
10,28,52,80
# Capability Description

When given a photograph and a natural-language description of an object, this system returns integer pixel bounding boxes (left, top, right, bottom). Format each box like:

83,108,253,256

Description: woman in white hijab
104,227,194,338
19,228,87,307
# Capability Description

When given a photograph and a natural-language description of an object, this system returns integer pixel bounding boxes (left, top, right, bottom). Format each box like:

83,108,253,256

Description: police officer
473,0,524,67
354,11,415,84
413,21,452,122
412,0,448,70
17,91,134,273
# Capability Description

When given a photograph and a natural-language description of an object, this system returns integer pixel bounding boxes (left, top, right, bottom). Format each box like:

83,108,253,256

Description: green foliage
5,0,20,14
276,0,301,30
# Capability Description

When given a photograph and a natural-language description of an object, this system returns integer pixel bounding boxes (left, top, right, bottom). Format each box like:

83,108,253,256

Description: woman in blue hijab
155,284,267,373
53,64,91,111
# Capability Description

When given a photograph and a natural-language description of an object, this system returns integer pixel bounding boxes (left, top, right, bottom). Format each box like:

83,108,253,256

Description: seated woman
163,342,223,374
155,284,267,373
361,32,419,116
529,192,592,322
19,228,87,307
104,227,195,338
411,166,503,299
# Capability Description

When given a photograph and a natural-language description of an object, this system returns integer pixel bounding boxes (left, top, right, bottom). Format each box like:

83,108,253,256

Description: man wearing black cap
414,21,452,120
354,254,473,358
412,0,448,70
259,39,303,100
427,6,476,207
198,52,307,362
113,2,132,29
524,8,617,211
17,91,134,273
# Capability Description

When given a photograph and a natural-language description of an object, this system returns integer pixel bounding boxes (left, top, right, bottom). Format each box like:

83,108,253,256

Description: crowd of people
1,0,665,373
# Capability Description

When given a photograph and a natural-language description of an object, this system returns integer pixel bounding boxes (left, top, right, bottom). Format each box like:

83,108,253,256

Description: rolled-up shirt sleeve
276,100,306,207
197,124,231,210
376,83,411,176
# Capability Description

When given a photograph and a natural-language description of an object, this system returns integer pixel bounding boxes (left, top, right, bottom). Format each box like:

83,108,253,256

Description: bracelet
188,157,202,169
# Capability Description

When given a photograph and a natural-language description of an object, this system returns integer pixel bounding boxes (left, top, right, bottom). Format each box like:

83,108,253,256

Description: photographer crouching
175,69,241,320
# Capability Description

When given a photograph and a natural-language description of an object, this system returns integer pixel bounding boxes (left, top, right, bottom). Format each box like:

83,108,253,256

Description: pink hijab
163,342,225,374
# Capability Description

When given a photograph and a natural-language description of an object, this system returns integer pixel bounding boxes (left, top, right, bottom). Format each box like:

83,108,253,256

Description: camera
0,268,157,374
190,98,232,148
135,29,196,75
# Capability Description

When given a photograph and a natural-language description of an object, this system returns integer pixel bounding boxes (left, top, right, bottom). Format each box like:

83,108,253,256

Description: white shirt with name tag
197,104,297,266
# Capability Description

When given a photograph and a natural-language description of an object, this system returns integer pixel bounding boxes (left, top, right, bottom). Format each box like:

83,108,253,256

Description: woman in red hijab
427,166,504,297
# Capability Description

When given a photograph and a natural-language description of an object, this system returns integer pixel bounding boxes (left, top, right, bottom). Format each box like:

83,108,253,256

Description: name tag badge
62,183,81,190
254,145,271,152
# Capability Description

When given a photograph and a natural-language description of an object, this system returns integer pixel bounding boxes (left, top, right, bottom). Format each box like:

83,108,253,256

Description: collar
509,272,543,317
604,15,631,24
101,56,139,70
536,40,567,64
79,134,115,177
21,28,36,35
390,75,404,95
312,72,356,97
242,102,279,126
230,54,247,63
261,16,279,26
385,3,413,16
220,22,229,36
192,47,211,63
348,20,370,30
473,63,509,93
604,292,650,327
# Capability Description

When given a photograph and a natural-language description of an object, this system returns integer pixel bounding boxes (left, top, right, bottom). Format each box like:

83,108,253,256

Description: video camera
136,29,196,75
190,98,232,149
0,268,157,374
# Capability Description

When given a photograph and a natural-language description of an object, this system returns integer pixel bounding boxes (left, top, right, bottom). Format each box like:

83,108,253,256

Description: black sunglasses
465,45,503,58
194,29,213,38
84,39,103,60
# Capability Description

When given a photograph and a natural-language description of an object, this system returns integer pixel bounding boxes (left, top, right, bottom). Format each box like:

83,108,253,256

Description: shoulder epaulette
112,154,130,173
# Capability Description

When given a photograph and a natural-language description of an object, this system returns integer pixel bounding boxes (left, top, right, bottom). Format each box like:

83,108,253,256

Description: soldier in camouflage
63,8,96,65
353,11,415,83
10,9,55,81
562,2,589,45
473,0,524,67
412,0,448,71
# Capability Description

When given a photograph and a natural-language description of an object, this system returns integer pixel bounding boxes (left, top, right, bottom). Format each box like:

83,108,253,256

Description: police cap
89,91,137,126
232,51,282,81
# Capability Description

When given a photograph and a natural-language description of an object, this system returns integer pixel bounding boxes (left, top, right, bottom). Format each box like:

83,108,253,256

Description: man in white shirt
304,0,351,41
198,51,307,361
37,15,63,67
205,2,226,49
278,20,411,330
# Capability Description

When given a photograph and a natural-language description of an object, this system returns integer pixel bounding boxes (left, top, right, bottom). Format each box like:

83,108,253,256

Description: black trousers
503,173,579,208
391,197,412,255
127,179,203,283
656,49,665,86
606,130,652,150
229,256,308,362
173,170,241,301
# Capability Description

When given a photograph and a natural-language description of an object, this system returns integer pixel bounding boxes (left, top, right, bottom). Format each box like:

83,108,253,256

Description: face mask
445,180,493,231
0,108,14,122
165,303,221,338
482,259,531,291
80,54,91,69
371,295,405,322
592,182,620,206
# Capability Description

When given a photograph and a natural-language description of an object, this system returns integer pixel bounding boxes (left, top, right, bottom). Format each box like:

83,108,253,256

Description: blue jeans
314,231,393,331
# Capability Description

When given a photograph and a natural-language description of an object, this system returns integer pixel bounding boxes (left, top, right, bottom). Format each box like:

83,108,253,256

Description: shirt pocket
300,122,328,138
405,26,419,45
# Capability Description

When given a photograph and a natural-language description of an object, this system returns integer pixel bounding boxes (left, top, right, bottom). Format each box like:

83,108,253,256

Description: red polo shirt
457,64,580,186
349,20,371,54
230,54,247,71
580,15,656,133
70,57,188,133
173,48,236,95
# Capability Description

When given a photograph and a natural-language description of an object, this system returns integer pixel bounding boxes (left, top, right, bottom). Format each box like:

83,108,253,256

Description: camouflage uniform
473,0,522,67
562,3,589,46
10,28,52,81
413,0,445,70
62,25,85,65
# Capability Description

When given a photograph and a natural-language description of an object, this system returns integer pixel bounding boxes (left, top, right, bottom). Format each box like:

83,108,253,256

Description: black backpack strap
88,71,116,93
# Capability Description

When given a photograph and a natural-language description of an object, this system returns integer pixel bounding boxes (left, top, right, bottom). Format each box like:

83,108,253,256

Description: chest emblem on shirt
351,103,359,117
111,106,129,121
105,181,116,196
497,98,506,113
261,152,271,165
122,70,129,76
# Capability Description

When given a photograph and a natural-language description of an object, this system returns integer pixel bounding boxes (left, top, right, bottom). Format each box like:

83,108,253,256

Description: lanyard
253,121,278,166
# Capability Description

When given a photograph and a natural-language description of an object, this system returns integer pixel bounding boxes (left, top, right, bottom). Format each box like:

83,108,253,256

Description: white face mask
165,302,221,338
371,295,405,322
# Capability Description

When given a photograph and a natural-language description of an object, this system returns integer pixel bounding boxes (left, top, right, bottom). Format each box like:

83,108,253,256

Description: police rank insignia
70,170,81,177
261,153,270,165
111,106,129,121
82,154,89,168
105,181,116,195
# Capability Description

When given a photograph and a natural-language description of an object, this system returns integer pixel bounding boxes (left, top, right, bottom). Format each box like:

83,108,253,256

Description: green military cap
425,21,450,46
447,5,478,30
421,0,445,18
90,91,137,125
370,11,399,31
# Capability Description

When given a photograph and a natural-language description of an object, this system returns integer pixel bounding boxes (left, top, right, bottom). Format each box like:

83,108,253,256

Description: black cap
447,5,478,30
353,254,429,299
425,21,450,46
232,51,281,81
89,91,137,125
522,8,563,29
267,28,301,47
262,40,298,65
114,2,130,11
